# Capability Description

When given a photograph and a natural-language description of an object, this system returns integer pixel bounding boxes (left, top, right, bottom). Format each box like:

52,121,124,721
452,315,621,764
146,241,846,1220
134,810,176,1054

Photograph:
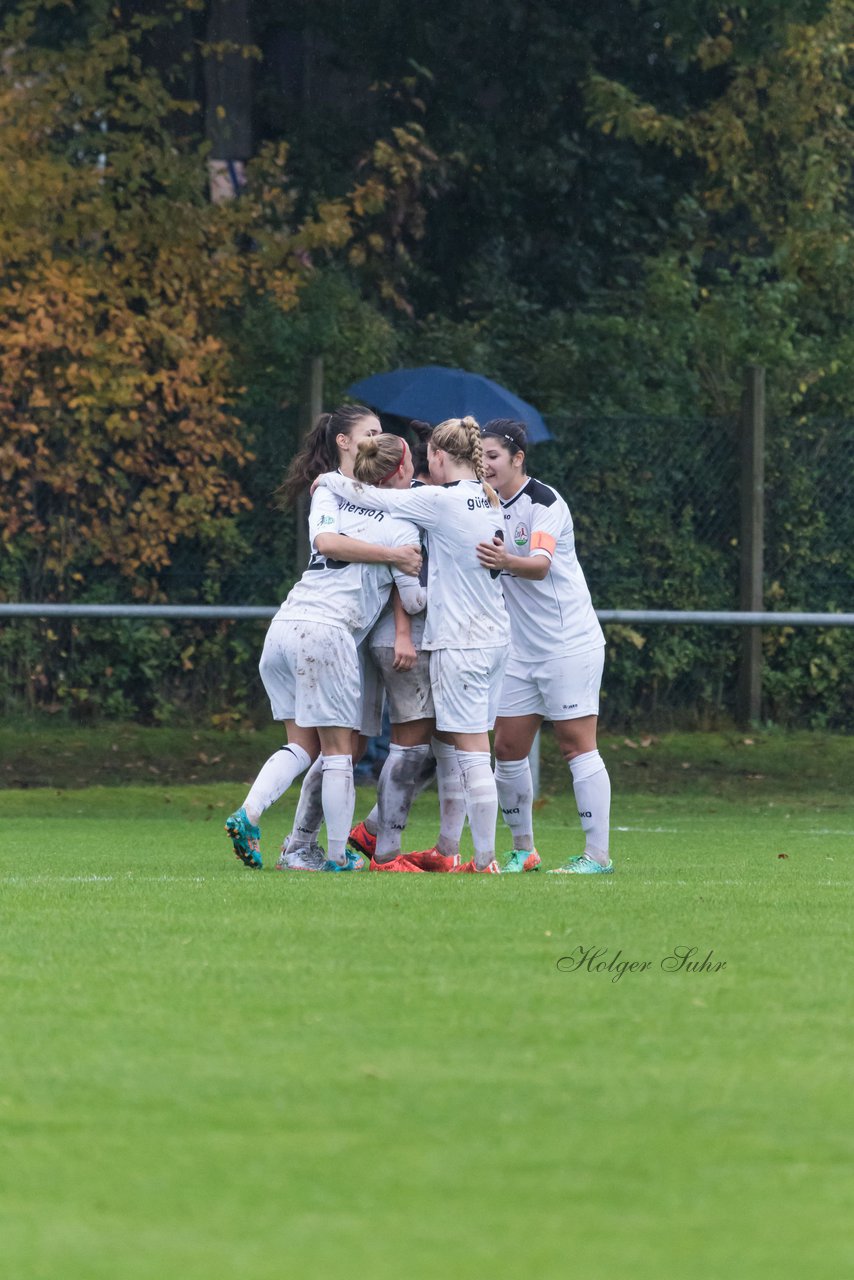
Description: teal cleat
547,854,614,875
500,848,541,873
322,850,365,873
225,807,263,869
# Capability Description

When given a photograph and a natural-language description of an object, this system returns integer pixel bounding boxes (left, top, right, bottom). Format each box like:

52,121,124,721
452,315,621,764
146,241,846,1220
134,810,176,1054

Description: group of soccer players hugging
225,403,614,876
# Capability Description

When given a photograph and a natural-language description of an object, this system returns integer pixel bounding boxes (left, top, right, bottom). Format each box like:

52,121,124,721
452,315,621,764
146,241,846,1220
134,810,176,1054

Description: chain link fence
0,407,852,727
538,411,853,727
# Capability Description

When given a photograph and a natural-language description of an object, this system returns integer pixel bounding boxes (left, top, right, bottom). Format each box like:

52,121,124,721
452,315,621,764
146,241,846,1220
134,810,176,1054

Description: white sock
375,743,431,859
493,757,535,851
243,743,312,825
363,749,435,836
288,756,324,849
432,736,466,856
457,750,497,869
569,750,611,864
321,755,355,864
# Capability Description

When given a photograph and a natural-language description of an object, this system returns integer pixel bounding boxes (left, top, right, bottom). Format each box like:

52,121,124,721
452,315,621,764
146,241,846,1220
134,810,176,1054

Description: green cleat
547,854,614,875
500,848,541,873
225,807,263,869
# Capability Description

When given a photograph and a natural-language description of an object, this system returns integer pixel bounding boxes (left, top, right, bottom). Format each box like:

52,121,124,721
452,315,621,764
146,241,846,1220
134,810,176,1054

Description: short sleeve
319,472,443,531
308,487,340,547
529,498,566,561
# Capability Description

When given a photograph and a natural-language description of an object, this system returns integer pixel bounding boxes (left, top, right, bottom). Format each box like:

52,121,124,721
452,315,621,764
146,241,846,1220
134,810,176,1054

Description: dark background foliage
1,0,851,727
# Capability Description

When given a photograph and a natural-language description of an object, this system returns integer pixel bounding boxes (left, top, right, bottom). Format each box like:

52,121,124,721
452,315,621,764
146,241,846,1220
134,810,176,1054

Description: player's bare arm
475,536,550,580
391,589,417,671
314,532,422,577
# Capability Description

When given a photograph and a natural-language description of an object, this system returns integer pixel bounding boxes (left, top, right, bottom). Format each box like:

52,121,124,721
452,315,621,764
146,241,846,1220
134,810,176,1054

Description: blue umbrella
346,366,552,443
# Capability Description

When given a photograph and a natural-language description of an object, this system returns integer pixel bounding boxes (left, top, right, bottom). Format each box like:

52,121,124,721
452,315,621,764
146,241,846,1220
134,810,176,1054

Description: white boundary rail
1,605,852,625
2,604,850,796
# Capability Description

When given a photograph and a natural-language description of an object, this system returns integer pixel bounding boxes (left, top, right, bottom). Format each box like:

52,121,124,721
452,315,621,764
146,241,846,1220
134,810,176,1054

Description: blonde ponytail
462,416,500,508
432,415,499,507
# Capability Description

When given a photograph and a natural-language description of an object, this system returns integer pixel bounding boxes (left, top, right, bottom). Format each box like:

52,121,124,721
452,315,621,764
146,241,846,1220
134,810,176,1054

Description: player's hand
392,637,417,671
476,536,508,572
392,544,422,577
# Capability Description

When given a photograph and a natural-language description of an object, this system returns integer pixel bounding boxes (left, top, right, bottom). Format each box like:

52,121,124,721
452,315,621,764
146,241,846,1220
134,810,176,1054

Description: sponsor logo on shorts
501,806,520,815
563,703,578,710
513,522,529,547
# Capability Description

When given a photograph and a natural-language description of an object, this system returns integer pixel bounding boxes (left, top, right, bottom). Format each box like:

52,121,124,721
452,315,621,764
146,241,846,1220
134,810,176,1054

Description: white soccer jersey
318,473,510,651
369,483,429,649
498,477,604,662
274,486,424,645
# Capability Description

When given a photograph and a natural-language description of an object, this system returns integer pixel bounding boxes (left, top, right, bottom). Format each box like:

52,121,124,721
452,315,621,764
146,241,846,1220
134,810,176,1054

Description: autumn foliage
0,4,437,602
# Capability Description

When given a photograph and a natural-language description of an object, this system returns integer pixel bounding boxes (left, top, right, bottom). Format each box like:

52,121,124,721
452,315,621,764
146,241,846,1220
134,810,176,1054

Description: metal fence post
738,365,766,726
296,356,325,573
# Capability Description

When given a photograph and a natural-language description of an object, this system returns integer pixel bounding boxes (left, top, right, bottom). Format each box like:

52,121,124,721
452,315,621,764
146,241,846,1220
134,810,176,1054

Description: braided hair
431,416,499,508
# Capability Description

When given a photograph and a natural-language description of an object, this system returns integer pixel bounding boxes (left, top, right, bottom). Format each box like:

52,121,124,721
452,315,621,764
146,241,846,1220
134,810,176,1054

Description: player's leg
546,648,613,875
242,722,317,827
443,646,509,873
428,733,466,860
317,725,361,869
493,710,542,873
279,755,324,862
226,621,314,869
347,645,384,859
366,646,436,866
289,624,363,872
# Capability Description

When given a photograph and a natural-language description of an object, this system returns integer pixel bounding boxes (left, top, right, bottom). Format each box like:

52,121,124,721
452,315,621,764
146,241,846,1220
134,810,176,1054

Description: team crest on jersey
513,522,529,547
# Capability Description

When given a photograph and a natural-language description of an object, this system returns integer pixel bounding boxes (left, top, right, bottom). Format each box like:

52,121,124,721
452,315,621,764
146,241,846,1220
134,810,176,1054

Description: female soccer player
475,419,613,874
347,426,467,874
315,416,511,873
225,405,423,871
343,433,467,873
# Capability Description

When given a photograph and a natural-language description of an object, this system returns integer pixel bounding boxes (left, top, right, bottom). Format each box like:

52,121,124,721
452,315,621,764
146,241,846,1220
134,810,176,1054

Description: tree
0,2,381,601
584,0,854,413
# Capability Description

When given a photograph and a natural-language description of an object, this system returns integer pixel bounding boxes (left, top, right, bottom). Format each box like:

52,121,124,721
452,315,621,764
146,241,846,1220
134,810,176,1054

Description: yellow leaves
696,35,733,71
605,625,646,650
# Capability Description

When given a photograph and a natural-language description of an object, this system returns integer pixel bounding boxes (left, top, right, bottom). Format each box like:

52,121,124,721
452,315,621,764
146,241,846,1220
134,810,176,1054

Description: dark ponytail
277,404,375,507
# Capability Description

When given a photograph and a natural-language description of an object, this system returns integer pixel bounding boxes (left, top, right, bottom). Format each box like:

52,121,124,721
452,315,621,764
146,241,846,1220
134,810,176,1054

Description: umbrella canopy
346,366,552,443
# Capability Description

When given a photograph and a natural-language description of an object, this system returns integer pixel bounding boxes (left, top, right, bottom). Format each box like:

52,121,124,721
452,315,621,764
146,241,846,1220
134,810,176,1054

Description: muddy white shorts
259,619,361,729
368,643,435,724
358,641,385,738
429,644,510,734
497,645,604,721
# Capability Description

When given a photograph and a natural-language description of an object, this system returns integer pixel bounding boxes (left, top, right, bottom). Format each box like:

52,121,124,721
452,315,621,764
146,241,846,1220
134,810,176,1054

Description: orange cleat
450,858,502,874
348,821,377,858
370,855,425,873
404,846,460,873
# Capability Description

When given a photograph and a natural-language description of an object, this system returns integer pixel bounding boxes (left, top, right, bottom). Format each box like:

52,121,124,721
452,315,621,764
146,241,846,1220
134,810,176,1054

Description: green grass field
1,734,852,1279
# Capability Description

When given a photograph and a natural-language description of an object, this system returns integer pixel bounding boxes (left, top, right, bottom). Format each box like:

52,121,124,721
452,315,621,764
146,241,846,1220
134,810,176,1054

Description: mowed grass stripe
1,783,852,1280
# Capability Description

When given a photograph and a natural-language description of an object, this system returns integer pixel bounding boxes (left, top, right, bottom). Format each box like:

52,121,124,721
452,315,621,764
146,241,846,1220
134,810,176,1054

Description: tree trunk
204,0,253,202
